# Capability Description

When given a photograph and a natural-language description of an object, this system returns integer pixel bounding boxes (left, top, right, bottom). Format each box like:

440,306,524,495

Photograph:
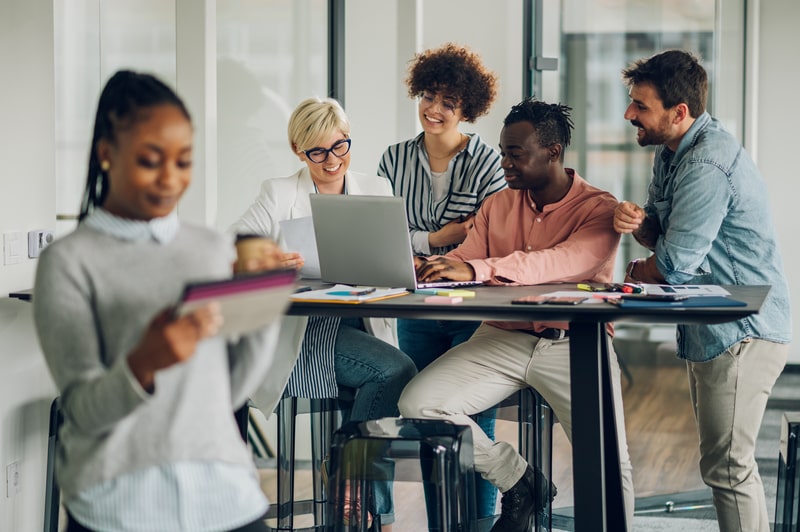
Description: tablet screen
177,269,298,337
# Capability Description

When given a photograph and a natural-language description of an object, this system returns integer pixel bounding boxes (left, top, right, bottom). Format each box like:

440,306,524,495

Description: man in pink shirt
398,98,634,532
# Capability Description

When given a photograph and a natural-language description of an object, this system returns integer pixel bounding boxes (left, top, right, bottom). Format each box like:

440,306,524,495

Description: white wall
756,0,800,362
0,2,59,530
0,0,56,297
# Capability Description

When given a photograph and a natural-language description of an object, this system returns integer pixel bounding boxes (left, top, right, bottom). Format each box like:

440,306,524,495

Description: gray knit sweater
33,221,280,500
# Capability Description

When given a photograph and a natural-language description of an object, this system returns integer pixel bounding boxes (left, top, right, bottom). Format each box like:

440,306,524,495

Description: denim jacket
645,112,791,361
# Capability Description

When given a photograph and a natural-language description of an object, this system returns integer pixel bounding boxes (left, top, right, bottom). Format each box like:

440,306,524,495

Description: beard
631,115,672,147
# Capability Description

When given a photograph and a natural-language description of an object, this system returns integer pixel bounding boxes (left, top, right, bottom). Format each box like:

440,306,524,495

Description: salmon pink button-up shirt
442,169,620,332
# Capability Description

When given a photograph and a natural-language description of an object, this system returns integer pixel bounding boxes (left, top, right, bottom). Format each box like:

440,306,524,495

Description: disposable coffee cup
234,234,275,273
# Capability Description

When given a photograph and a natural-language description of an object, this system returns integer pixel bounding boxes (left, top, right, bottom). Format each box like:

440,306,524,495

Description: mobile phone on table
546,296,588,305
511,295,550,305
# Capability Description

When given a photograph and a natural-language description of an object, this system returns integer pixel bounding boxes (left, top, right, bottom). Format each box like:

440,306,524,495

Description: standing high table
288,283,769,531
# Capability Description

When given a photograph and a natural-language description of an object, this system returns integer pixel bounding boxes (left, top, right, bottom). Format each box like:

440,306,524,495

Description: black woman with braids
33,70,284,532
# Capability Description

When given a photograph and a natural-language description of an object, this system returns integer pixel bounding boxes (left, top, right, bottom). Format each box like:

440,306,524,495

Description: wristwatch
626,259,643,280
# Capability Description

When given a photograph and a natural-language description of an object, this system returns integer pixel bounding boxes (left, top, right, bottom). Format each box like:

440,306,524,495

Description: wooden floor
257,363,707,530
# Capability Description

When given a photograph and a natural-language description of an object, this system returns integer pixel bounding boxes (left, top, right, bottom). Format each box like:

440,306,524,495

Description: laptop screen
310,194,420,289
309,194,483,290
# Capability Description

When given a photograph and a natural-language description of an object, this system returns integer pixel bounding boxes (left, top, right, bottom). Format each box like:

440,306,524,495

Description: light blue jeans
397,318,498,522
334,318,417,525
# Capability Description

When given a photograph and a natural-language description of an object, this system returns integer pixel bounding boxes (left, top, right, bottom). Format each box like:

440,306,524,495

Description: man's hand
428,214,475,249
415,257,475,283
613,201,645,234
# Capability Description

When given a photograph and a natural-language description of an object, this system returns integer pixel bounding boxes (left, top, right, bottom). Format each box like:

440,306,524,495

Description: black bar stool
44,397,62,532
485,388,560,531
775,411,800,531
326,417,477,531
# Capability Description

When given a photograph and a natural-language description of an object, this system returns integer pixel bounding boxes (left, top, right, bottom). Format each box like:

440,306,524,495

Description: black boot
489,465,556,532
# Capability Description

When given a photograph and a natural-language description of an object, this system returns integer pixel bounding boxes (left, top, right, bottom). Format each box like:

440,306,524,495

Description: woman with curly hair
377,42,506,525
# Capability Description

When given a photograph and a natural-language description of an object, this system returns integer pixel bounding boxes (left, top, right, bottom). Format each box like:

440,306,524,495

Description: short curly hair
406,43,498,123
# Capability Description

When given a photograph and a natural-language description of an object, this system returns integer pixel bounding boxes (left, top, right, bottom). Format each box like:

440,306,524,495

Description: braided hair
79,70,191,220
503,97,574,160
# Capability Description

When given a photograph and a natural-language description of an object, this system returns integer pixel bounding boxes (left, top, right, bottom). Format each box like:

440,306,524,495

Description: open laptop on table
309,194,484,291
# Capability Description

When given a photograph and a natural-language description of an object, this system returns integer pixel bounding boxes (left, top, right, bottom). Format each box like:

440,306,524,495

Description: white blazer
231,168,398,413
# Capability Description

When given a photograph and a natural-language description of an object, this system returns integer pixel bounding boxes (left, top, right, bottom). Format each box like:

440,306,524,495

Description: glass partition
535,0,743,276
215,0,328,231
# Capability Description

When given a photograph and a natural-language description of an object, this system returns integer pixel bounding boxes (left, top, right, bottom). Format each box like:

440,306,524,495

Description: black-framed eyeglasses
303,138,352,163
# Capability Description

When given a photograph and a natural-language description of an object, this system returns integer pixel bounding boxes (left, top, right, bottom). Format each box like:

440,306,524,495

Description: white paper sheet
279,216,320,279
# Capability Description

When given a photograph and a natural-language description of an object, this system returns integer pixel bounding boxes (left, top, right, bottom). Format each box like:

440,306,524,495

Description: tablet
176,269,298,337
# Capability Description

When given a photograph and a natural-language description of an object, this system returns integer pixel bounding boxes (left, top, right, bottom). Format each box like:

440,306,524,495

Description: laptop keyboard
417,280,484,289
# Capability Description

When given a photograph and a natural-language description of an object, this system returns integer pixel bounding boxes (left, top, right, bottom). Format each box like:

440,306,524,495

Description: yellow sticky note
436,289,476,298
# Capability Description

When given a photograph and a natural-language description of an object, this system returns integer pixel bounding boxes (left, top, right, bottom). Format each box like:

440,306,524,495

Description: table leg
568,322,627,531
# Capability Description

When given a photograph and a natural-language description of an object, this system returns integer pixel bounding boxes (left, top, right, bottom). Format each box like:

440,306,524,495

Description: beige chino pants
687,338,788,532
398,323,635,529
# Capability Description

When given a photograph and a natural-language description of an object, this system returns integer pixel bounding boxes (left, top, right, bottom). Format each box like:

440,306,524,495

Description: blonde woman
232,97,416,530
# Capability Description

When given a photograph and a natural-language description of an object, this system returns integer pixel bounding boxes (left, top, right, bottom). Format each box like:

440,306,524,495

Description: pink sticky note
424,295,463,304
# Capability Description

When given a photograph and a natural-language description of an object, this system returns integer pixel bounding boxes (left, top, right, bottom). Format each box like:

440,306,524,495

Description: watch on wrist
626,259,642,280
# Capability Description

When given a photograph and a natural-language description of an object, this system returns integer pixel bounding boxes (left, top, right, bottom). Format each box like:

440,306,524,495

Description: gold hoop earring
100,160,110,172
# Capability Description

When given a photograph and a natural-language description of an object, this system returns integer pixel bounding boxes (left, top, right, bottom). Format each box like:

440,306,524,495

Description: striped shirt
378,132,506,256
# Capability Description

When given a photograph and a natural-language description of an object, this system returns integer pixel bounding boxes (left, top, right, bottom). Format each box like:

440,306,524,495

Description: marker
577,283,596,292
623,283,645,294
327,288,377,296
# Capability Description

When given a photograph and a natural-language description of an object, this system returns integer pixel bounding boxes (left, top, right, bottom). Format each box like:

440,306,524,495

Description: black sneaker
489,465,557,532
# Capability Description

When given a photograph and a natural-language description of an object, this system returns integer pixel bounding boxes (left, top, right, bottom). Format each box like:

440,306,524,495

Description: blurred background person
35,70,284,532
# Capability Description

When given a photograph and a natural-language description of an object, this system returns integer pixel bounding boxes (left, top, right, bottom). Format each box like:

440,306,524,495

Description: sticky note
424,295,464,304
414,288,440,295
436,289,476,298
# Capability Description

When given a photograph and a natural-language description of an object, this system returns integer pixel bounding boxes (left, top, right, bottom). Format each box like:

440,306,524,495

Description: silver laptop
309,194,484,290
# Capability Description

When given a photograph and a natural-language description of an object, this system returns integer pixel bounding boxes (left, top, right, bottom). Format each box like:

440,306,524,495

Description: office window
216,0,328,230
534,0,743,275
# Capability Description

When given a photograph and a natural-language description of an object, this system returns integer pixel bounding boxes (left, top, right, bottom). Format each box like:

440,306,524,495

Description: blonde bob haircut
288,97,351,153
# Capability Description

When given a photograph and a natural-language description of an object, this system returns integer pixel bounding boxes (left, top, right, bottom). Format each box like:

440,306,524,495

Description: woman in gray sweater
33,71,281,531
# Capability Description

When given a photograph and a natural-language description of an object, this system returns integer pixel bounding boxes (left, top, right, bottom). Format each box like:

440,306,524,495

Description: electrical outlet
3,232,23,265
28,229,55,258
6,461,20,498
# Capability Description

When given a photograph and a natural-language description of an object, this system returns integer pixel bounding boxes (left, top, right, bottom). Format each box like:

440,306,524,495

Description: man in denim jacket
613,49,791,532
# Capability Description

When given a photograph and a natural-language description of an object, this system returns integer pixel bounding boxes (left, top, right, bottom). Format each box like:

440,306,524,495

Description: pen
604,283,636,293
294,286,312,294
327,288,377,296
